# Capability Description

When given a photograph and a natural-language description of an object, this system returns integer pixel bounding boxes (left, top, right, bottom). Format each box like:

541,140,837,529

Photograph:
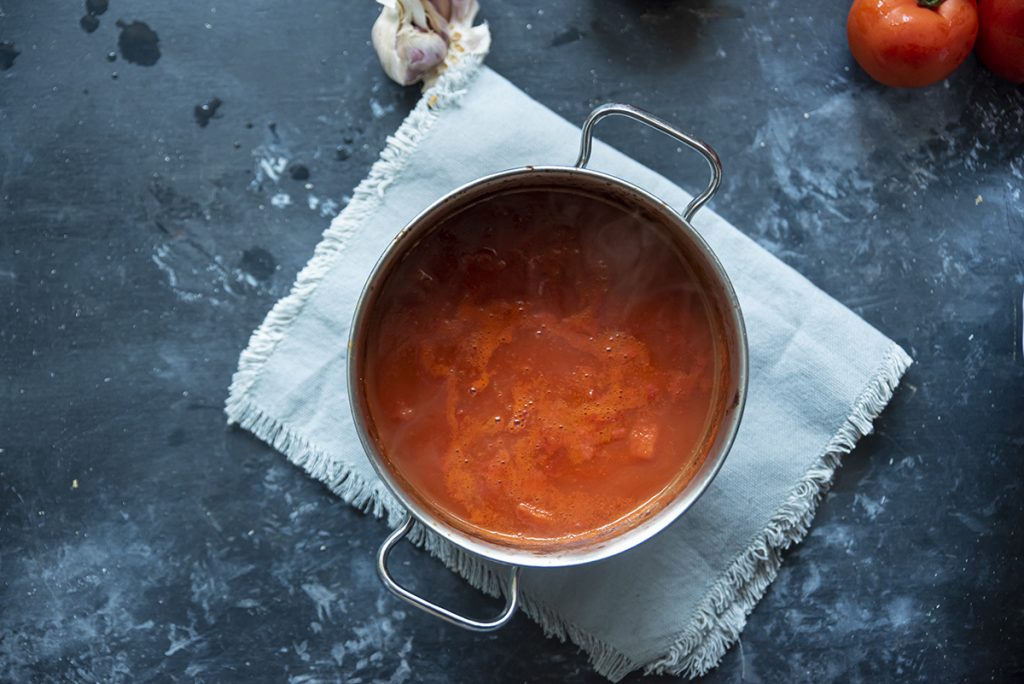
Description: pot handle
377,513,521,632
575,103,723,223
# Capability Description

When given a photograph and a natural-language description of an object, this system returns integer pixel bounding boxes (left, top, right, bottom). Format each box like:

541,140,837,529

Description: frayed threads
225,54,485,414
642,344,912,680
224,52,913,684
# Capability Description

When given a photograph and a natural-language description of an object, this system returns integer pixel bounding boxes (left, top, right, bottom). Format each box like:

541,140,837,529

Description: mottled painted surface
1,1,1022,682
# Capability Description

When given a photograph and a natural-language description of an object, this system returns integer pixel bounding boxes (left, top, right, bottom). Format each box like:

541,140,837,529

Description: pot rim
347,164,749,568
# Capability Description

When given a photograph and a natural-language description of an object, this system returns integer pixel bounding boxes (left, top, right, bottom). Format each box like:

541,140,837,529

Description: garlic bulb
372,0,491,88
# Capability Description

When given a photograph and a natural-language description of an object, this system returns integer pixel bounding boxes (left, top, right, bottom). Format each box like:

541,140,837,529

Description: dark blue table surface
2,1,1022,681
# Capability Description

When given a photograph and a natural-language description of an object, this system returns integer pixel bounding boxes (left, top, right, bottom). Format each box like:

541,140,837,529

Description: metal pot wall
347,104,748,631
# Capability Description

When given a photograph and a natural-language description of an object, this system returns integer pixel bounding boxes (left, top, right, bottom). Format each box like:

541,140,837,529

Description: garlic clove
428,0,452,22
449,0,480,24
372,1,449,86
372,0,490,88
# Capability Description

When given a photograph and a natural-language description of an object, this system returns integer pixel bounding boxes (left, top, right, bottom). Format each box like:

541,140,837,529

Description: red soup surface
363,188,729,549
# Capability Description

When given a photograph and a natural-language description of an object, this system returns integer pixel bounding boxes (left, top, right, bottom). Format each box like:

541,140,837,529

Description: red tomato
848,0,979,88
977,0,1024,82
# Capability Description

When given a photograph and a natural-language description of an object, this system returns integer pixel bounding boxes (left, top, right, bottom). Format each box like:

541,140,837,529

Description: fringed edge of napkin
641,343,913,680
415,344,913,683
225,56,914,683
226,54,484,410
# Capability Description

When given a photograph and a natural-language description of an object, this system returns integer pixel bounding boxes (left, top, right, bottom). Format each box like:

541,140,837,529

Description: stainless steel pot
347,104,748,631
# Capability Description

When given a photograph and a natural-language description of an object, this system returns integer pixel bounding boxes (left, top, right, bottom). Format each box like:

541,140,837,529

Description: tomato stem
917,0,944,7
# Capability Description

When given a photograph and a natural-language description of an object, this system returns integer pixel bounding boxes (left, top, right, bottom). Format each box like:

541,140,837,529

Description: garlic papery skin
372,0,490,88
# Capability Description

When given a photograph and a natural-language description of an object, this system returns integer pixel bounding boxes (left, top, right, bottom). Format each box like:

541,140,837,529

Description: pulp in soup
362,188,728,548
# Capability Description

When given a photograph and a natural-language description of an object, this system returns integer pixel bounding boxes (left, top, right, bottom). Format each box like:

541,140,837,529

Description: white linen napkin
226,60,912,681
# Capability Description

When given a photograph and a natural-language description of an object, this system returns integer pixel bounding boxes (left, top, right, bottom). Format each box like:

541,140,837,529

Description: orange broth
363,188,728,548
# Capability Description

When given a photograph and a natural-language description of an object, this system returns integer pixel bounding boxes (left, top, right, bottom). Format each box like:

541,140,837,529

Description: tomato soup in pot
361,187,733,551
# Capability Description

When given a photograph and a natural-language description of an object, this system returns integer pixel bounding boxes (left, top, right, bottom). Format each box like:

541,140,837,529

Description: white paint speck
886,597,915,627
165,623,201,656
151,245,178,288
370,99,395,119
270,192,292,209
302,583,339,622
260,156,288,183
319,198,340,218
854,493,885,520
800,563,822,598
